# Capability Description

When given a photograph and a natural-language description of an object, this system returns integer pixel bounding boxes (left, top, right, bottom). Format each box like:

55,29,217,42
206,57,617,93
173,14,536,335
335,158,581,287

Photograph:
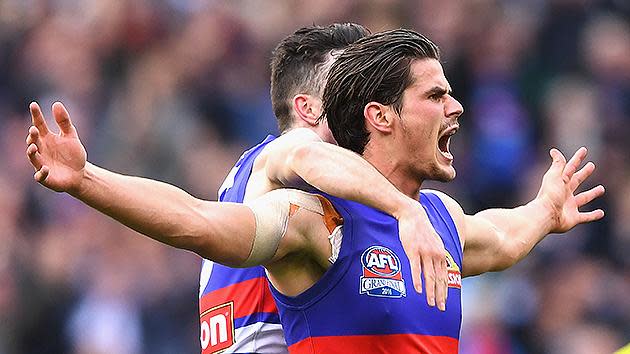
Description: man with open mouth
25,28,605,353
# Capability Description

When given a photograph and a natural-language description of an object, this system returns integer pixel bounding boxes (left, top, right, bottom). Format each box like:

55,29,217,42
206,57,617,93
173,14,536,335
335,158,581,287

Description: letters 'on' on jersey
200,302,235,354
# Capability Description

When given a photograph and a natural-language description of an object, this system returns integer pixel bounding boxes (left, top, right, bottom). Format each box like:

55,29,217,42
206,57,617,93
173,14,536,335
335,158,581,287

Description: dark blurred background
1,0,628,353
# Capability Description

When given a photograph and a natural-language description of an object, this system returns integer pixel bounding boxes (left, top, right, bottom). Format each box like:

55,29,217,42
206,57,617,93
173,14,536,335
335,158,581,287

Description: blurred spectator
2,0,628,353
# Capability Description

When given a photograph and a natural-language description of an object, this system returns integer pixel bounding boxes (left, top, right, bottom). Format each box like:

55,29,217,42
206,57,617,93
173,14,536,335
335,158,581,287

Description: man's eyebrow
424,86,452,96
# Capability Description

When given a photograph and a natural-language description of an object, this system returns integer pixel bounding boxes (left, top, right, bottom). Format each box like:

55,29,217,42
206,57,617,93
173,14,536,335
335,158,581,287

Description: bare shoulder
251,188,334,232
262,188,337,266
248,128,322,193
263,189,340,296
282,188,337,235
258,128,321,160
279,127,321,141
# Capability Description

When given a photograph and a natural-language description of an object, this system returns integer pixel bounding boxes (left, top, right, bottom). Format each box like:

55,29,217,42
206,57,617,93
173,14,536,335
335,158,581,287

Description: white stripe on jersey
199,259,214,298
216,322,288,354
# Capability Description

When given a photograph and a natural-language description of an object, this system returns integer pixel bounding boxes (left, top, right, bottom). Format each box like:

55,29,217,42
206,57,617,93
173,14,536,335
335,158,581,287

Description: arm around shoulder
260,128,323,188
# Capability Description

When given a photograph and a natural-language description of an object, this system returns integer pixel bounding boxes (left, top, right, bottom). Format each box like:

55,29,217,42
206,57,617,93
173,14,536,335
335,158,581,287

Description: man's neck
363,146,423,200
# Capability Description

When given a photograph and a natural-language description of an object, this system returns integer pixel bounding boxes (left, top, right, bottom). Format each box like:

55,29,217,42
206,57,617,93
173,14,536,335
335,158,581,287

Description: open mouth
438,125,458,160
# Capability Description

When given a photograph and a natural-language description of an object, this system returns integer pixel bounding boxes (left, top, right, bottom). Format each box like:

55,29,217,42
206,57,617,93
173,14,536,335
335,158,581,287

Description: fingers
563,147,588,184
549,148,567,175
26,125,39,146
575,185,605,207
52,102,77,137
570,161,595,192
30,102,50,136
414,252,447,311
34,165,50,183
409,255,423,294
549,148,566,164
421,256,436,308
397,210,448,311
579,209,605,223
434,257,448,312
26,143,44,170
26,125,45,171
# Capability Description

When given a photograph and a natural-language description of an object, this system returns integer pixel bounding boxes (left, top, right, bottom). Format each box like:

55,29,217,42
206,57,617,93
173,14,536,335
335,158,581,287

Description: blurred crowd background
0,0,628,353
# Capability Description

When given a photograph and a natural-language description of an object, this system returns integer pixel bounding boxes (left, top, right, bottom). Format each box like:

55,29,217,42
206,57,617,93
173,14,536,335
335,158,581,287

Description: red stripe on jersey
289,333,458,354
200,277,278,319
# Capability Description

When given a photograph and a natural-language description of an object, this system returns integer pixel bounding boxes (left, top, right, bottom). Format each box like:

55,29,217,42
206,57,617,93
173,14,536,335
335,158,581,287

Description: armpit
314,195,344,264
285,191,344,264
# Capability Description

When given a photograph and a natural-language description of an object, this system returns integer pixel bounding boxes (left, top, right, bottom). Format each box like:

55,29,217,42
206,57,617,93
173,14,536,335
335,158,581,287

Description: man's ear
364,102,393,133
293,94,322,126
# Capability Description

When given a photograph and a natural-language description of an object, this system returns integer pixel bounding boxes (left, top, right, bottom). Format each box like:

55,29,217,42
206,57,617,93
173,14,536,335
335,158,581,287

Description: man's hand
396,203,448,311
26,102,87,194
536,147,605,233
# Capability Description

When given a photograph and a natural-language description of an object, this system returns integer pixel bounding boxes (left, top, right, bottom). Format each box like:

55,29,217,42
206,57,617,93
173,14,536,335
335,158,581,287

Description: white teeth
439,135,453,160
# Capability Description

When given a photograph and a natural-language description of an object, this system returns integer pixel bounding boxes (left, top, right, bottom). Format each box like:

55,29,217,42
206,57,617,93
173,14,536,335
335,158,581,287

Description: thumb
549,148,566,174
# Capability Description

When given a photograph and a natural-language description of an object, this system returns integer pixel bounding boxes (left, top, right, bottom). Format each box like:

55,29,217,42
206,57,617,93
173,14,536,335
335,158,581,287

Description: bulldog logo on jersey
360,245,406,298
445,251,462,289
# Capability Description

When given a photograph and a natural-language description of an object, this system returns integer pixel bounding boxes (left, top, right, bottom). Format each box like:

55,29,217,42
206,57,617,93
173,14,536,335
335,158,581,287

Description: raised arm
26,101,263,266
453,147,605,277
26,101,448,310
259,127,449,310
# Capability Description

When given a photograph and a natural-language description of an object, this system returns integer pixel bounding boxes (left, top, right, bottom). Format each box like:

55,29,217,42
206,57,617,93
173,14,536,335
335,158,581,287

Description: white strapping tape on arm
242,189,323,267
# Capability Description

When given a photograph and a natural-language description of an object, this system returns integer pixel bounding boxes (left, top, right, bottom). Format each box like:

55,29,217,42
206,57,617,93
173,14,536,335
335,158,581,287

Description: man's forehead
409,58,450,91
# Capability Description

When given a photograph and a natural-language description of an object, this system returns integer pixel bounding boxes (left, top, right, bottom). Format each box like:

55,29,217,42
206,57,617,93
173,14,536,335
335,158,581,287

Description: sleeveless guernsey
271,191,463,354
199,135,288,354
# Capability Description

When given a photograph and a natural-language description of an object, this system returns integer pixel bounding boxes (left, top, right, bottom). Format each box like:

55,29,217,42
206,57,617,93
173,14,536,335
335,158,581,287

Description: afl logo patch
359,246,406,298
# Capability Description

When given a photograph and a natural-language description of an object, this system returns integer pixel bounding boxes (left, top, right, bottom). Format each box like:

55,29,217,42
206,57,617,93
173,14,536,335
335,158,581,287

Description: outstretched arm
26,101,448,310
434,148,605,277
26,102,261,266
74,163,260,266
261,128,449,310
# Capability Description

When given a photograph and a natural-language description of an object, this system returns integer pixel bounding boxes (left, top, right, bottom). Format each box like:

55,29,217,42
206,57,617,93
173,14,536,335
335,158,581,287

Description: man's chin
434,166,456,183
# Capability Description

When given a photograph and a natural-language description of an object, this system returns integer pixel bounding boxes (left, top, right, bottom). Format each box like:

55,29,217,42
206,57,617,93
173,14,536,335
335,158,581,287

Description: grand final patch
359,245,406,298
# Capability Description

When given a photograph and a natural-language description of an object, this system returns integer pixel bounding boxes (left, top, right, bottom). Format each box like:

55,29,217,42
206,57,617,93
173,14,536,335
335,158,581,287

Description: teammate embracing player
196,23,449,353
25,27,605,354
25,24,451,353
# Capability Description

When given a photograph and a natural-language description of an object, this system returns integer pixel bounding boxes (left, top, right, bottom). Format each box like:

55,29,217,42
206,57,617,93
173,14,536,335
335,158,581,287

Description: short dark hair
322,29,441,154
270,23,370,133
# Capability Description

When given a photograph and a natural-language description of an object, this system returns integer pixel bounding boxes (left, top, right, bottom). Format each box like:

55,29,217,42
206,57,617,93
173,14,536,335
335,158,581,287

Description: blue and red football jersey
270,191,463,354
199,135,288,354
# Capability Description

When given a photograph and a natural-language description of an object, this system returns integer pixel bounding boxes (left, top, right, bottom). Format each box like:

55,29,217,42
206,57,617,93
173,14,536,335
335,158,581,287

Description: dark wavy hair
322,29,440,154
270,23,371,133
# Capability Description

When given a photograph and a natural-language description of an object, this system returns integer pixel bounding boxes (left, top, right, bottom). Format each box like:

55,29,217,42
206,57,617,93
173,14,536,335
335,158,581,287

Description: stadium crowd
0,0,628,353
